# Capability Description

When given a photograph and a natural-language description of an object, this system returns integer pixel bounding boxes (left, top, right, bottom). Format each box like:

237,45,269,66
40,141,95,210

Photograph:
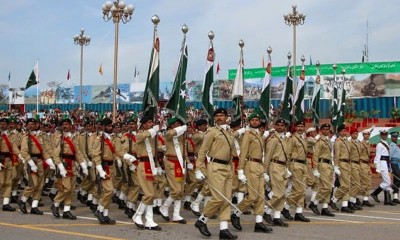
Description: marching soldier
263,119,291,227
153,131,167,214
348,128,363,210
194,108,237,239
159,117,188,224
0,118,20,211
309,123,336,216
389,131,400,204
18,118,55,215
370,130,397,205
132,115,162,231
8,117,24,204
231,112,273,233
51,118,88,220
183,124,197,210
359,129,375,206
230,120,246,208
283,121,311,222
305,127,319,207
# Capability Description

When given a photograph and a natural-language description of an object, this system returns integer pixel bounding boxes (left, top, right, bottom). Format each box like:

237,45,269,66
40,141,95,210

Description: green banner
228,61,400,79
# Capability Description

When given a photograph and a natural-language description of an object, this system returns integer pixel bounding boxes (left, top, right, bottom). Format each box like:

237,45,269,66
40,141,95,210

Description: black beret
229,119,241,128
320,123,330,129
101,117,113,126
214,108,228,116
337,124,346,132
275,118,286,125
196,119,208,127
61,118,72,124
0,118,9,123
140,115,152,124
114,122,123,128
26,118,36,124
295,120,305,126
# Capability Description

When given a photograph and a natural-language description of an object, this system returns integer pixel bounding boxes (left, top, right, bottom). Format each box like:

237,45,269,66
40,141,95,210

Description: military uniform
359,135,374,206
153,134,167,212
348,132,362,210
305,131,319,203
231,127,246,204
9,128,23,204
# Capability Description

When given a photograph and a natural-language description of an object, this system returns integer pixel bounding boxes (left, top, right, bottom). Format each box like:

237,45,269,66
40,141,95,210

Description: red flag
67,69,71,81
216,62,220,75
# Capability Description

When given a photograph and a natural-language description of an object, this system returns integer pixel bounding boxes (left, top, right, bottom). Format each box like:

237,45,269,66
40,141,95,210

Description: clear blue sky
1,0,399,90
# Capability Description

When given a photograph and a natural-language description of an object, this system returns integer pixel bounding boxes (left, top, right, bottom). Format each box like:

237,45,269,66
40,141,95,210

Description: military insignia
177,168,182,173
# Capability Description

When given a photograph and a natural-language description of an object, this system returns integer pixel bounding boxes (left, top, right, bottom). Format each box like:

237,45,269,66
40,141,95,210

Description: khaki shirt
264,132,288,172
20,131,52,161
359,139,371,162
164,128,187,160
91,133,121,166
120,131,137,155
136,129,156,159
349,139,361,162
78,132,96,160
9,130,22,150
192,131,205,155
238,128,264,170
52,132,84,165
307,137,317,155
0,131,20,156
334,136,350,163
312,135,332,169
197,125,234,172
287,133,307,160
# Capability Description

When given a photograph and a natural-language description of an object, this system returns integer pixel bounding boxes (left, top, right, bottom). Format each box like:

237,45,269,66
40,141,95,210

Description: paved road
1,180,399,240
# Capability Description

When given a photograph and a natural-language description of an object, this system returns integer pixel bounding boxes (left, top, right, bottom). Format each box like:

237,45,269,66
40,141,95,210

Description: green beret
247,112,261,121
101,117,113,126
168,117,179,126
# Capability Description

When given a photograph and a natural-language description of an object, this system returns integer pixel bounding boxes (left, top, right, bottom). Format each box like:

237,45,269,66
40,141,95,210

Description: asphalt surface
0,184,399,240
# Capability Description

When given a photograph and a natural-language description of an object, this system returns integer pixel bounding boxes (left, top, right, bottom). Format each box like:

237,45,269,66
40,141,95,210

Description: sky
1,0,399,90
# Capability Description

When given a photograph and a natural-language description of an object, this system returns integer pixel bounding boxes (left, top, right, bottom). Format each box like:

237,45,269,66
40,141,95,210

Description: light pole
102,0,134,122
284,5,306,90
73,28,91,110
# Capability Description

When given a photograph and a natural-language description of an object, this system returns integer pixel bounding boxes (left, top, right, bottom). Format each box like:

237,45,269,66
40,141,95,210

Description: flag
134,65,137,78
67,69,71,81
26,62,39,90
337,81,346,127
294,62,306,122
362,55,365,63
311,72,321,127
99,64,103,76
331,75,339,130
8,71,10,82
309,55,313,66
279,66,294,123
231,47,244,123
201,40,215,125
166,34,188,124
142,26,160,120
259,54,271,121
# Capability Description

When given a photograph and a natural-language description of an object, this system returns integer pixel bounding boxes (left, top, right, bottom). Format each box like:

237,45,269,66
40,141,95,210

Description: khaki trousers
317,162,333,204
268,162,288,211
22,160,44,201
287,161,307,207
137,162,156,205
165,160,185,200
350,162,361,198
359,162,372,196
54,175,76,206
237,161,264,215
335,161,350,201
0,158,14,197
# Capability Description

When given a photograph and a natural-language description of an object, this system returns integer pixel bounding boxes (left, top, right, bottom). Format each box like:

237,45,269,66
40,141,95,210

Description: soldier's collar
64,132,72,138
11,129,18,134
103,132,112,139
218,124,228,131
2,130,9,135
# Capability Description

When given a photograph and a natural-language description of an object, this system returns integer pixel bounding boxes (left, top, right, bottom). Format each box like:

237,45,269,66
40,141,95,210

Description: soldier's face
275,123,286,133
214,113,227,125
321,127,330,136
27,122,36,131
381,133,388,140
142,120,154,130
249,118,260,128
8,122,15,130
351,132,358,139
62,122,72,132
0,122,7,130
104,124,113,134
296,125,305,134
129,122,137,131
197,124,207,132
363,133,370,140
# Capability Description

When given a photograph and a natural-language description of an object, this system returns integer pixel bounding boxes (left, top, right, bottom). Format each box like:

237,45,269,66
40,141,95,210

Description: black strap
219,128,233,156
275,135,288,162
248,131,264,156
381,141,390,152
351,140,360,157
294,135,307,157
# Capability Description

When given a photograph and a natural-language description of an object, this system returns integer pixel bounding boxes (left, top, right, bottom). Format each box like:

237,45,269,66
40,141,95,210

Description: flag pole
36,59,39,113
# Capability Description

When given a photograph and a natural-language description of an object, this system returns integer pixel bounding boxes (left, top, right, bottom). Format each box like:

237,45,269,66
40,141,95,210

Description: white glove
187,163,194,170
264,173,270,183
285,168,292,178
80,162,89,176
28,159,38,172
374,163,381,174
263,130,270,139
57,163,67,177
123,153,137,163
175,125,187,137
87,160,93,167
96,165,107,179
195,170,206,181
237,128,246,137
334,165,341,175
157,167,163,176
117,159,122,168
285,132,291,138
45,158,56,170
313,169,320,178
315,134,321,140
148,128,157,138
0,163,3,171
129,164,136,172
18,154,25,163
237,169,247,184
161,145,167,152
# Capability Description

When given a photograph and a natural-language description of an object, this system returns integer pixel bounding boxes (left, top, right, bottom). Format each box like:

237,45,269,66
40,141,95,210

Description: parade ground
0,176,398,240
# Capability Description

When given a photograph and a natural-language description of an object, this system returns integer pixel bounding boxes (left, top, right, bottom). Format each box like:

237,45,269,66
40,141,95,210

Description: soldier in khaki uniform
91,118,122,224
231,112,273,233
282,121,311,222
0,118,20,211
51,118,88,219
264,119,291,227
18,118,55,215
183,124,197,210
132,115,162,231
190,119,210,216
230,120,246,207
194,108,237,240
359,129,375,207
9,117,24,204
309,123,336,217
348,127,363,211
153,132,167,214
305,127,319,206
159,117,188,223
332,124,353,213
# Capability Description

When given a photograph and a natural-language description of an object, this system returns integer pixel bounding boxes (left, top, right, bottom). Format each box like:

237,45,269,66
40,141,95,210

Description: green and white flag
259,54,271,121
337,80,346,127
201,40,214,126
166,35,188,124
294,63,306,122
231,47,244,123
280,66,294,123
331,74,338,130
311,71,321,127
142,26,160,120
26,62,39,90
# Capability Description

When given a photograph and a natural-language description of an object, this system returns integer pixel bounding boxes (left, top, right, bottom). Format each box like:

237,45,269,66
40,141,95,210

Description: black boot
340,206,354,213
90,203,98,213
10,196,18,204
48,193,56,202
18,200,27,214
2,204,16,212
183,201,191,210
321,208,335,217
294,213,310,222
63,211,77,220
232,196,238,204
384,190,397,206
103,216,116,224
51,204,60,218
153,206,161,215
118,200,127,210
273,218,289,227
219,229,237,239
362,200,375,207
329,201,339,211
370,187,383,203
125,208,135,218
194,219,211,237
353,202,363,210
230,213,242,230
31,207,43,215
308,202,320,215
393,198,400,204
77,192,87,205
263,213,274,225
254,222,273,233
281,208,293,220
